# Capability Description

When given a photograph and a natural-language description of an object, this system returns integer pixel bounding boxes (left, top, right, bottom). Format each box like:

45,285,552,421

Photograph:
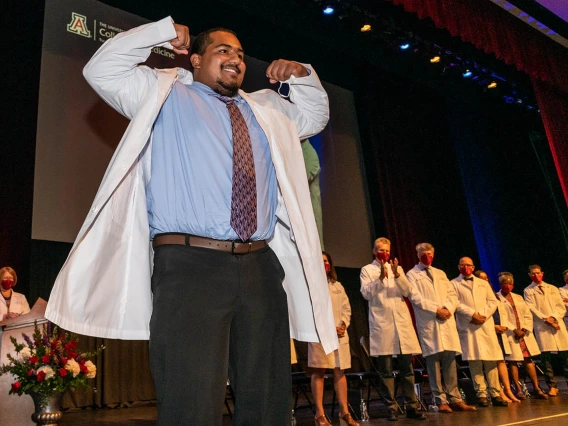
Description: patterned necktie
218,96,257,241
538,285,544,295
424,266,434,281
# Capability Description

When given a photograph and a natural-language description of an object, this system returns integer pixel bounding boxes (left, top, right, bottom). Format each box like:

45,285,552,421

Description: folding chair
359,336,404,415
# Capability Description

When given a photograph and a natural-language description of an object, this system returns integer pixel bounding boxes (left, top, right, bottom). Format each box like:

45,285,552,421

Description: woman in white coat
309,252,358,426
0,267,30,320
496,272,548,400
474,270,519,403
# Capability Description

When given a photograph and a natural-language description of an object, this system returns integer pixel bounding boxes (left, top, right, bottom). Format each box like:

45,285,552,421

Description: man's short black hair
188,28,238,72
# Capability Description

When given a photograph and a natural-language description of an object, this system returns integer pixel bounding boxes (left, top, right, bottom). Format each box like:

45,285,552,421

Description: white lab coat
360,261,421,356
560,284,568,330
406,264,461,357
308,280,352,369
44,17,338,354
0,291,30,317
452,275,503,361
496,291,541,361
524,282,568,352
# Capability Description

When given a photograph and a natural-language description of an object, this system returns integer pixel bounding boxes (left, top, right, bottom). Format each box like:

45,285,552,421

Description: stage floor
59,380,568,426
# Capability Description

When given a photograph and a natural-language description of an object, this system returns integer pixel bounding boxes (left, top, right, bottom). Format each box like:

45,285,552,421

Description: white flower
84,360,96,379
37,365,55,380
19,347,32,360
65,358,81,378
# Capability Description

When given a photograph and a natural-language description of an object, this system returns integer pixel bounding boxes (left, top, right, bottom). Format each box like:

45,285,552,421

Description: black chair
291,371,315,414
358,336,404,415
411,355,429,411
224,379,234,418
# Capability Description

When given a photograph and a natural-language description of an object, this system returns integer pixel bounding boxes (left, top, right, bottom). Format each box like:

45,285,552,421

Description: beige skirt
308,337,351,369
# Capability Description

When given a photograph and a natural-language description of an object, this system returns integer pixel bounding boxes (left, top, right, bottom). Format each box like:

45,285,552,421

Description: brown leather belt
152,234,267,254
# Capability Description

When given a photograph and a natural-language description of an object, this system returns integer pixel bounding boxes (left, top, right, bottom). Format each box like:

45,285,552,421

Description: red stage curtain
391,0,568,206
533,79,568,206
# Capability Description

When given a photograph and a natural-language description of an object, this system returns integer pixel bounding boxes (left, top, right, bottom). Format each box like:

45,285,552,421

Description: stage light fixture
400,43,410,50
487,81,497,89
462,70,473,78
323,6,334,15
430,56,440,63
361,24,372,32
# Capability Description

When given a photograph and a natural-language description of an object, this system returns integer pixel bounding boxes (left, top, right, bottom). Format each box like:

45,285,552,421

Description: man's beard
214,78,240,97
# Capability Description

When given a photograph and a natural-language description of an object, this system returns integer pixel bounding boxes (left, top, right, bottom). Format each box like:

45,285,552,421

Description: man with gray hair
360,237,425,421
407,243,476,413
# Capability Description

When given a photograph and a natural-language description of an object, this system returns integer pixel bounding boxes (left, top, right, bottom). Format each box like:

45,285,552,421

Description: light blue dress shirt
147,81,278,240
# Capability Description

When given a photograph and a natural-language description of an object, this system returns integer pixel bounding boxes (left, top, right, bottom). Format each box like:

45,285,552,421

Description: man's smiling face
191,30,246,97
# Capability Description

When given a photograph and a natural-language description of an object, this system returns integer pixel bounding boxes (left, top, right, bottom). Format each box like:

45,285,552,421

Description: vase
29,391,64,425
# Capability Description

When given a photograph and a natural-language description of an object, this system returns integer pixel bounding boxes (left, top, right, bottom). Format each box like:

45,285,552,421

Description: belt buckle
231,241,253,254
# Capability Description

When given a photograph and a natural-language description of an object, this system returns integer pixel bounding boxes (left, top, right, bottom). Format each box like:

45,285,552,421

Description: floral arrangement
0,321,104,400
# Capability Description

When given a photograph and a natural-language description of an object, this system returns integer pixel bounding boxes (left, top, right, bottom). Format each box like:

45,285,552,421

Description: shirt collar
190,81,245,104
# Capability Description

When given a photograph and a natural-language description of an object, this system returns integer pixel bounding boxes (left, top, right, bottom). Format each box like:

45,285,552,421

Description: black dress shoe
492,396,508,407
477,397,490,407
387,407,399,421
406,408,427,420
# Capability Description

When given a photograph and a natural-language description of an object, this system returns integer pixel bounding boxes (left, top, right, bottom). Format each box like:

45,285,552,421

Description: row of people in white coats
359,238,568,419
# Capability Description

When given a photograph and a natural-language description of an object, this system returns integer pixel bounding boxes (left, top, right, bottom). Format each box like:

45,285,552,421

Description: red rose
28,369,35,377
29,356,38,365
79,359,86,365
80,364,88,374
59,368,68,377
11,382,21,392
65,341,77,352
41,355,51,364
59,357,68,366
37,371,46,382
65,344,78,358
51,340,59,350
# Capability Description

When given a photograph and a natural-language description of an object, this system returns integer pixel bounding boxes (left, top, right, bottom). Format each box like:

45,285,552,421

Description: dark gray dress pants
149,244,291,426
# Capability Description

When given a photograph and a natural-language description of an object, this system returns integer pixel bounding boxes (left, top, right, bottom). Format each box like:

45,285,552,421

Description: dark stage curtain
446,98,568,284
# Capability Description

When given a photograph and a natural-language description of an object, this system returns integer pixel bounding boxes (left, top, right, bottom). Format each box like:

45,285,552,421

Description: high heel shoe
339,413,360,426
314,415,332,426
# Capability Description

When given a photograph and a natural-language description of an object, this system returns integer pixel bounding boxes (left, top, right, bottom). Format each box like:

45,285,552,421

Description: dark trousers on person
149,244,291,426
540,350,568,389
374,354,418,409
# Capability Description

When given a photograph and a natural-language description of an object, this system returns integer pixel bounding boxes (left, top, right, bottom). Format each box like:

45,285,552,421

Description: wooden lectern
0,298,48,425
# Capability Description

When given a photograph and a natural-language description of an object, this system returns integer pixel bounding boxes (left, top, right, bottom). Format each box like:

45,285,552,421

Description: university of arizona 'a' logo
67,12,91,38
